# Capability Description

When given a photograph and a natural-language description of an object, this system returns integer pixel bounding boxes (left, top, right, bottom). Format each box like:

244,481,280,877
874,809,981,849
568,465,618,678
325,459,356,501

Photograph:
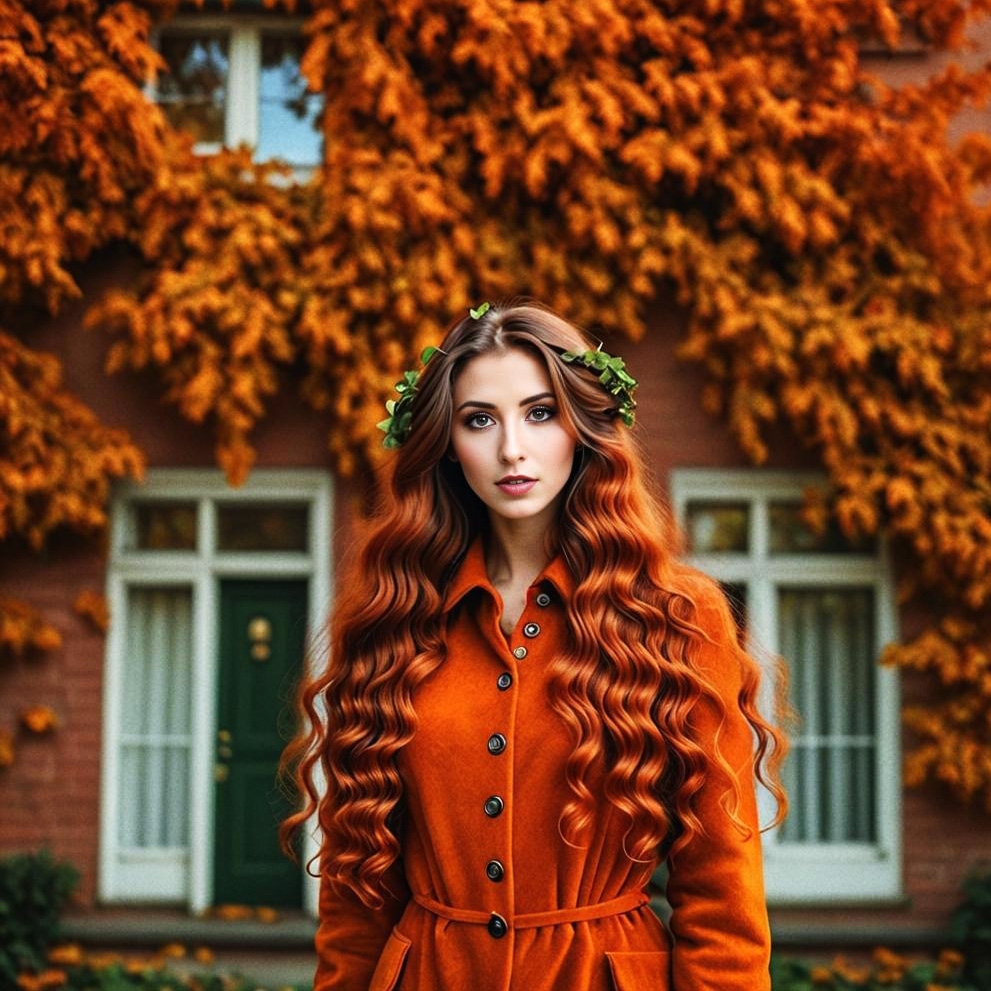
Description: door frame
99,468,330,916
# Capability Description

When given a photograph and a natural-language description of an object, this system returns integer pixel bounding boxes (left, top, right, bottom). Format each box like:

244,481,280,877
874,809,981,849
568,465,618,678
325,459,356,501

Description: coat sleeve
664,580,772,991
313,843,412,991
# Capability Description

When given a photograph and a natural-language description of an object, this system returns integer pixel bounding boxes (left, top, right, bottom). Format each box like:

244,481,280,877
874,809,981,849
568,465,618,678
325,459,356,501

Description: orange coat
314,530,772,991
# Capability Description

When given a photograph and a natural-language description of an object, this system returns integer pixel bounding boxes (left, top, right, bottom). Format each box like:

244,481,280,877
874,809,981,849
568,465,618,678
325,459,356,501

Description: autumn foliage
1,0,991,812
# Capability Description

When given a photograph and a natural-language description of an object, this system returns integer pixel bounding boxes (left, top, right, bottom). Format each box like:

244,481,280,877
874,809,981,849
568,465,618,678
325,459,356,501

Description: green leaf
421,345,439,364
469,301,490,319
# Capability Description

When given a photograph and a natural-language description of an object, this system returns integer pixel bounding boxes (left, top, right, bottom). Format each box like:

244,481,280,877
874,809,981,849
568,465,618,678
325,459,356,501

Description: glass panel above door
216,502,309,552
132,502,198,551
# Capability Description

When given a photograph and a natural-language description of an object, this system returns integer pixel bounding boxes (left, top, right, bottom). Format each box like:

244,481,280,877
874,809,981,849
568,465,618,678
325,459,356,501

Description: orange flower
255,906,280,923
936,947,964,971
213,903,252,920
16,971,67,991
193,946,214,964
159,942,186,958
47,945,83,966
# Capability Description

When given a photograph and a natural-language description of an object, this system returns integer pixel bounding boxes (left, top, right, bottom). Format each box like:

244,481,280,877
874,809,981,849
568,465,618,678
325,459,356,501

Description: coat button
497,672,512,690
487,732,507,754
483,795,504,817
513,645,527,659
486,859,504,881
523,622,540,637
536,591,551,607
488,912,508,938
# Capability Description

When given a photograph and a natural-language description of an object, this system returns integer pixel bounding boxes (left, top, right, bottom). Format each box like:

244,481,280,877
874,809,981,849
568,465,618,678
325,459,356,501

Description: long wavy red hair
278,296,791,909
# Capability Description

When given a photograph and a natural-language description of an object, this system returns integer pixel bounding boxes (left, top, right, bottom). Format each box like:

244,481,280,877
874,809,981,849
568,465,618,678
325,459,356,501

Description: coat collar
442,529,576,614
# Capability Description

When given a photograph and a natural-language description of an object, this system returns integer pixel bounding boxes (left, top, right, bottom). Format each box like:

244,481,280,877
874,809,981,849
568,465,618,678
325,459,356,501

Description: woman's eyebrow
456,391,555,412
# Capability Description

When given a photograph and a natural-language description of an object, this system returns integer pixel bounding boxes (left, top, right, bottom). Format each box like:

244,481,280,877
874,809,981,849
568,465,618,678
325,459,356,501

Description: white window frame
669,468,902,904
99,468,331,916
146,12,320,182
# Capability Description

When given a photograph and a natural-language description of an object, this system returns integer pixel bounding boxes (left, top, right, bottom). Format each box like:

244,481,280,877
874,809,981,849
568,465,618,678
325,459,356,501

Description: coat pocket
368,926,412,991
605,949,672,991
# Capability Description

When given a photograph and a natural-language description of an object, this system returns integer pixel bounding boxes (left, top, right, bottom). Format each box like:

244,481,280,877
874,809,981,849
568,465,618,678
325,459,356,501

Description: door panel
214,579,307,907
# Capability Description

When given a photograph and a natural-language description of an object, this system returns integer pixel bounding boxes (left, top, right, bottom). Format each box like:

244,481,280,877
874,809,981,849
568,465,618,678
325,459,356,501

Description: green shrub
950,859,991,991
770,947,977,990
0,848,79,991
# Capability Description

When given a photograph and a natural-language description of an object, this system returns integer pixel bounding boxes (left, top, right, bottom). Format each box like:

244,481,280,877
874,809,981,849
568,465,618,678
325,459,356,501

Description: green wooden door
214,579,307,907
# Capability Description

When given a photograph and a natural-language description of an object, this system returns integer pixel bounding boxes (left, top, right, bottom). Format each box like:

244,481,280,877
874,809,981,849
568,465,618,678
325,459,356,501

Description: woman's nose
499,421,524,462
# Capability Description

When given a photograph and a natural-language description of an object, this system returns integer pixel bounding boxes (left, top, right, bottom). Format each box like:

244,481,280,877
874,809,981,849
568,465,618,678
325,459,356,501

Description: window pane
770,500,877,554
216,502,309,552
119,587,193,849
777,586,877,843
718,580,748,642
156,31,229,144
257,32,323,164
132,502,198,551
685,501,749,553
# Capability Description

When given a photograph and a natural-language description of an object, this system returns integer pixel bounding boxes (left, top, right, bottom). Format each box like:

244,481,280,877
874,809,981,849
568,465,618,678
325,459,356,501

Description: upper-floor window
149,15,323,174
670,468,902,905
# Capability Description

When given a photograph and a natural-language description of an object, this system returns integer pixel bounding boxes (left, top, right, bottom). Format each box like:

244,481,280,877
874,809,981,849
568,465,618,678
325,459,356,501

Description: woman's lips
496,479,537,496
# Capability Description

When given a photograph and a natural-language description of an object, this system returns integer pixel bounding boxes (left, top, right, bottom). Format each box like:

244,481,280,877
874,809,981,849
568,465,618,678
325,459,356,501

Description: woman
280,297,789,991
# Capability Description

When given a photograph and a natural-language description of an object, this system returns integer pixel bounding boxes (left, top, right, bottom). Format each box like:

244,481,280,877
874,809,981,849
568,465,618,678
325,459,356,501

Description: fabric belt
411,888,650,928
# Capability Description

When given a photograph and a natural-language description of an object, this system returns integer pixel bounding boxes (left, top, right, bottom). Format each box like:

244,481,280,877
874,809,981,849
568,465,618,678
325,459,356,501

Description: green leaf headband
377,302,639,447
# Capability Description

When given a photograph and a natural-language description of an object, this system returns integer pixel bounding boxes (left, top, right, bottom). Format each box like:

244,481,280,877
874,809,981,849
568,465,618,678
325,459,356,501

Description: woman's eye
528,405,556,422
463,406,557,430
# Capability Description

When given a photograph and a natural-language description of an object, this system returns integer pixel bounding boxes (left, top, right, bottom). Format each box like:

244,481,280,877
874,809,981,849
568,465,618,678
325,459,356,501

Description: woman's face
449,347,578,526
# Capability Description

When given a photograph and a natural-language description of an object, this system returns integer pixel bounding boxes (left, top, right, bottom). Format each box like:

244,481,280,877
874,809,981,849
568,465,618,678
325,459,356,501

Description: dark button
523,622,540,637
513,645,527,659
536,591,552,607
486,859,504,881
497,672,512,690
483,795,504,817
488,912,508,938
487,732,507,754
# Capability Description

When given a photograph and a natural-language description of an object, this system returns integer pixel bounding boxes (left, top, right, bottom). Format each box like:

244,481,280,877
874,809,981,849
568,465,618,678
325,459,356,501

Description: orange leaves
0,329,145,548
83,145,306,486
0,598,61,658
20,705,58,734
74,589,109,633
0,1,169,313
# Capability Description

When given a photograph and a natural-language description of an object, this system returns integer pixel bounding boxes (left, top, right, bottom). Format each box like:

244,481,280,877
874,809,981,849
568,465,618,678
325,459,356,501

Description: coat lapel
442,530,576,615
